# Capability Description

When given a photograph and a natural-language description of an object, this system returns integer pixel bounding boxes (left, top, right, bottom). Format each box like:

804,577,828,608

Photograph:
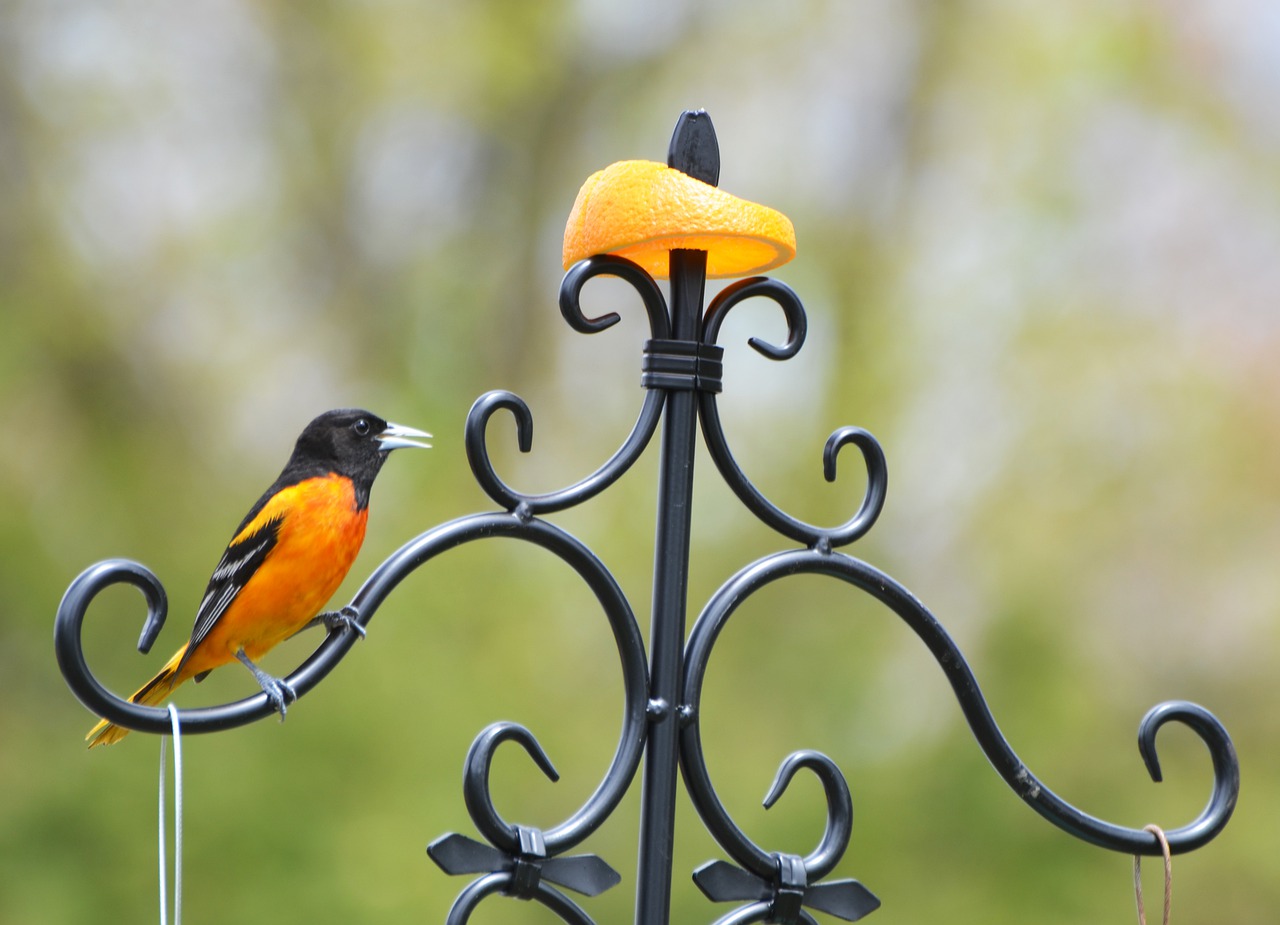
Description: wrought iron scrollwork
52,241,663,925
686,751,881,925
698,276,888,549
55,556,369,736
55,108,1239,925
427,725,625,925
466,254,670,516
421,255,686,921
677,259,1236,922
58,512,652,924
680,549,1238,870
345,507,651,923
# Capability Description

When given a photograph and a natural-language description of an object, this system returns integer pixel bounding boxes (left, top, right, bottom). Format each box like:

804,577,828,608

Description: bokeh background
3,1,1278,922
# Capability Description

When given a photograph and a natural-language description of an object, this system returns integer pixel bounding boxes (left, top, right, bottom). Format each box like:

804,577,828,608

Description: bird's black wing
177,512,284,677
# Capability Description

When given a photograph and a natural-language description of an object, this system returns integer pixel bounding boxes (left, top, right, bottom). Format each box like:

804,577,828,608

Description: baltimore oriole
86,408,431,747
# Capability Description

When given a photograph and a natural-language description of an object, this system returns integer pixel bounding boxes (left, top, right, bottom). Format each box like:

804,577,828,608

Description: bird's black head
284,408,431,505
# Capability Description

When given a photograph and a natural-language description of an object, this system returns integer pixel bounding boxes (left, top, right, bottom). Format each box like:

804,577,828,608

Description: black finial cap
667,110,720,187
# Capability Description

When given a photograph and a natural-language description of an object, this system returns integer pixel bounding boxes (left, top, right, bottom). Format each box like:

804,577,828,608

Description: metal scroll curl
57,505,649,925
55,557,367,737
56,515,649,808
467,255,670,515
681,547,1239,893
681,747,881,925
378,514,650,923
697,278,887,549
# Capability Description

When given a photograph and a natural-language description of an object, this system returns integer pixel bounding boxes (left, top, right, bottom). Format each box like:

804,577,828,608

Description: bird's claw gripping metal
235,648,298,722
318,605,366,639
261,675,298,722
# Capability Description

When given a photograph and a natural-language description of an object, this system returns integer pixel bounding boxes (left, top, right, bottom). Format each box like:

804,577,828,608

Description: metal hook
819,427,888,547
463,379,665,514
702,276,806,360
55,559,170,734
560,254,671,341
762,751,852,881
463,722,560,852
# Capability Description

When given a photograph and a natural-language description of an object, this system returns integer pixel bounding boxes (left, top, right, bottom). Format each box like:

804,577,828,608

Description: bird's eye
353,419,371,436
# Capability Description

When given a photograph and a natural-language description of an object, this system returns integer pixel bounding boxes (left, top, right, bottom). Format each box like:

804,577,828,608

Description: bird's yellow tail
86,646,188,748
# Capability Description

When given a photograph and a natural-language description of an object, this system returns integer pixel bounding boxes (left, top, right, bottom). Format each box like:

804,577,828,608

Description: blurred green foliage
2,1,1277,922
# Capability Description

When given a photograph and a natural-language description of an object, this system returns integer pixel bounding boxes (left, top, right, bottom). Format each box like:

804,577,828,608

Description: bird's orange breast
181,475,369,677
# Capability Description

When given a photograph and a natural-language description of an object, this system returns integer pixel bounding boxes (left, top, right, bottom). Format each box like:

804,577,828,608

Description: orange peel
562,159,795,279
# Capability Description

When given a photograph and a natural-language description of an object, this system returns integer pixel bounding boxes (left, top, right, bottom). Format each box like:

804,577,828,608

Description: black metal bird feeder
55,110,1239,925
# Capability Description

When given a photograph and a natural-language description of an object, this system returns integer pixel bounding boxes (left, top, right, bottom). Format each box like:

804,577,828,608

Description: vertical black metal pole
635,248,705,925
634,110,718,925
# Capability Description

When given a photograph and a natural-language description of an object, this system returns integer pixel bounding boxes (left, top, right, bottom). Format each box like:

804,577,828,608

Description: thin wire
158,705,184,925
1133,823,1172,925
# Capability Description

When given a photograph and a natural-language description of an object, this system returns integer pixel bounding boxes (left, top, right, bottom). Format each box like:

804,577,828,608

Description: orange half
562,160,796,279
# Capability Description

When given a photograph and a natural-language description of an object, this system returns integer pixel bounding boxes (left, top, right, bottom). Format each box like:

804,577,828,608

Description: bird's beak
376,421,432,452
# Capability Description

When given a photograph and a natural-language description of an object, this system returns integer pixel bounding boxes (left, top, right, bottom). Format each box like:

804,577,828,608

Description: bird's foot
235,649,298,722
312,605,367,639
260,675,298,722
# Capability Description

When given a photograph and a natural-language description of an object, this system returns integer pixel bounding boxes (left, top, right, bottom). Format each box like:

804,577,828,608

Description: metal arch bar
352,512,651,856
709,901,821,925
55,513,651,842
443,871,598,925
681,547,1239,857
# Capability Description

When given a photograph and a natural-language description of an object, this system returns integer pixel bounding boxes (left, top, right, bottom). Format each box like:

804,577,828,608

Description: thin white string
158,705,183,925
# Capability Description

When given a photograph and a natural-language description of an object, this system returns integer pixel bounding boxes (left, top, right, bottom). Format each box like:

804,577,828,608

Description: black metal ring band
642,339,724,392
